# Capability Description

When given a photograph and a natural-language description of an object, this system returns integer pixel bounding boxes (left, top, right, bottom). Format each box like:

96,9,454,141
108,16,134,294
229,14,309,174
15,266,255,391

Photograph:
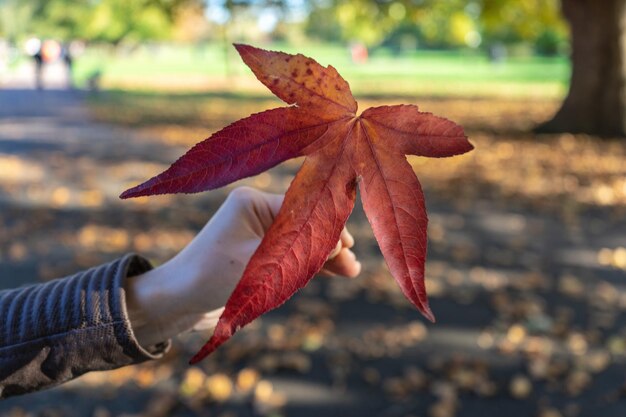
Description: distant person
33,46,43,90
350,42,369,64
488,43,507,65
41,39,61,64
36,40,62,90
87,69,102,92
62,43,74,89
24,37,44,89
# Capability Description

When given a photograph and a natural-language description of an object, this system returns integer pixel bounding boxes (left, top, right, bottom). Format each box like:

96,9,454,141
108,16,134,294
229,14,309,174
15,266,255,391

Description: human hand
126,187,360,348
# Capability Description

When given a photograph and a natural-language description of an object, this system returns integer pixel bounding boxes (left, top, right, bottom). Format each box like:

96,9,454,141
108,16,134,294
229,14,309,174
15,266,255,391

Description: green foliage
84,0,172,43
480,0,567,53
306,0,425,47
305,5,342,43
534,28,567,56
27,0,92,41
0,0,198,43
304,0,568,52
0,0,36,41
0,0,568,52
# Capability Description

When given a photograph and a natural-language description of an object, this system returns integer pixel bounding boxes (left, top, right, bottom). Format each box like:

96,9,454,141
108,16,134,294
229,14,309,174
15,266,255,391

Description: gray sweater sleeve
0,254,171,398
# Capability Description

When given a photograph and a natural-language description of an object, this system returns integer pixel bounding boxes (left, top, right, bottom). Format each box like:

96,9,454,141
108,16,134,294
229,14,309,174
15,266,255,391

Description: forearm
0,254,169,398
125,256,227,348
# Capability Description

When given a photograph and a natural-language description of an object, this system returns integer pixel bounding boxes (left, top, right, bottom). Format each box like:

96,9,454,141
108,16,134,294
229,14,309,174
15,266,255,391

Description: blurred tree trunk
538,0,626,136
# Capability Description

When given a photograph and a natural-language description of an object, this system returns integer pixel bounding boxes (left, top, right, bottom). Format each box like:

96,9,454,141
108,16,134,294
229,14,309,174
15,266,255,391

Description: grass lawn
75,42,569,98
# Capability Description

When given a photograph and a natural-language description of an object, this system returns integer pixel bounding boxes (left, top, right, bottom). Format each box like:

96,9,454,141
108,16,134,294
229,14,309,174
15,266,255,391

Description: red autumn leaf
121,44,473,364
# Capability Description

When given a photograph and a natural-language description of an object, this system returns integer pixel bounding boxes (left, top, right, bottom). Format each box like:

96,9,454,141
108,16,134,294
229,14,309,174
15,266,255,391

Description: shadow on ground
1,88,626,417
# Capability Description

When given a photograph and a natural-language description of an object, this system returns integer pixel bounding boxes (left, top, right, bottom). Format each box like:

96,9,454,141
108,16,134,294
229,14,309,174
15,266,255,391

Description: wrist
126,261,203,347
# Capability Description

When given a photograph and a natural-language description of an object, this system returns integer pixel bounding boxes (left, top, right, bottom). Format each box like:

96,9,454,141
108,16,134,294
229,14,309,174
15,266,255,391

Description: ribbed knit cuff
0,254,170,397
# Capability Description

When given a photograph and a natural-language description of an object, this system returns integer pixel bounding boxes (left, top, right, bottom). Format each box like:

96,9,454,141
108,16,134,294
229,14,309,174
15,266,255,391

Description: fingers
260,191,285,222
228,187,361,278
328,238,343,259
228,187,285,234
322,247,361,278
340,227,355,249
232,188,355,247
328,227,355,259
254,190,284,231
322,227,360,277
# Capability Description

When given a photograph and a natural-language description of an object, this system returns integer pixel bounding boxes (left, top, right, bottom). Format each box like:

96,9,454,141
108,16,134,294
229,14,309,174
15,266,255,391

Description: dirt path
1,87,626,417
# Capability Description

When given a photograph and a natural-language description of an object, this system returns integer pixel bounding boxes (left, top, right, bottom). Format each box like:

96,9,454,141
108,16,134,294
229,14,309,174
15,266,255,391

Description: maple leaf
121,44,473,364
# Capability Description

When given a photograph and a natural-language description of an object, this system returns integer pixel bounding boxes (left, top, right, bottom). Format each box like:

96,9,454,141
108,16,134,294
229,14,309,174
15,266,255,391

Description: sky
205,0,309,32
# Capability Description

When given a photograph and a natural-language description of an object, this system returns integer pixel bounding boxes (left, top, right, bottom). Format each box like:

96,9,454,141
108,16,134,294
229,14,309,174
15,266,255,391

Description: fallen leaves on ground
3,76,626,417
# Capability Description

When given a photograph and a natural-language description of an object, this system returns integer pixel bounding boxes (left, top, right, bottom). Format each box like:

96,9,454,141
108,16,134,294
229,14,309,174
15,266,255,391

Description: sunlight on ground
2,88,626,417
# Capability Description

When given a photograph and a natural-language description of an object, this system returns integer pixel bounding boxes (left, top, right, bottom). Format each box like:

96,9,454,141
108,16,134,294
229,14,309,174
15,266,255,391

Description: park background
1,1,626,417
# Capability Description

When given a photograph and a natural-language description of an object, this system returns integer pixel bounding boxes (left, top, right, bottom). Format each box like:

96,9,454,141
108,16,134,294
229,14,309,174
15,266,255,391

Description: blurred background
1,1,626,416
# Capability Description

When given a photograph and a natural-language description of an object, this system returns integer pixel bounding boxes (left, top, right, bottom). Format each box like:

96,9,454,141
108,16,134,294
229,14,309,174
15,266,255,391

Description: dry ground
1,88,626,417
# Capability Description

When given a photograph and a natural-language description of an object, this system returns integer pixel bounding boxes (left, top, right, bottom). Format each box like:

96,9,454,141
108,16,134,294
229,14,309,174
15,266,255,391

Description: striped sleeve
0,254,170,398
